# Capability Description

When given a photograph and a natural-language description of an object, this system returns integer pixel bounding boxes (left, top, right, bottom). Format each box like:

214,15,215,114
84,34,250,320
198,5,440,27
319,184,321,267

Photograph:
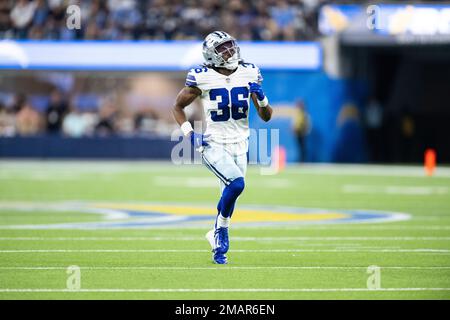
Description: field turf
0,161,449,299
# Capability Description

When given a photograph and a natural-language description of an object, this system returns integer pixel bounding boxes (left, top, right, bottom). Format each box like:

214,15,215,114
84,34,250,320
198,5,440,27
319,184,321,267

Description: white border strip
0,41,321,70
0,288,448,293
1,266,449,270
0,249,448,253
0,237,448,241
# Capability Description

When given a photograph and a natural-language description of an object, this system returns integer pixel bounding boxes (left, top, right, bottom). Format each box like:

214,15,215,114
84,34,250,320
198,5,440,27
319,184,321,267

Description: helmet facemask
214,40,240,70
202,32,241,70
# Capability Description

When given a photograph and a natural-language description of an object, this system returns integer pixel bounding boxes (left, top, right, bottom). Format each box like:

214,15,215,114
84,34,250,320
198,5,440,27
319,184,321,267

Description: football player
172,31,272,264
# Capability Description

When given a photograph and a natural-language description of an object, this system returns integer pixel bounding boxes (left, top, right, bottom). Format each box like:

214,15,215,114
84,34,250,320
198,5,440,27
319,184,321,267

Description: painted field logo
0,202,410,229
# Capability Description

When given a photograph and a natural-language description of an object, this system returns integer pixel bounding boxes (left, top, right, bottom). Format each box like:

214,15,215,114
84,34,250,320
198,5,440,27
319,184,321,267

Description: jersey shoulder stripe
185,66,210,87
185,74,197,86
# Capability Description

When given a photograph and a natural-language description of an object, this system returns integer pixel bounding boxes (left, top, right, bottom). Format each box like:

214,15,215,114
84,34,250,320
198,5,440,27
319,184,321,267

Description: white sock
216,214,230,228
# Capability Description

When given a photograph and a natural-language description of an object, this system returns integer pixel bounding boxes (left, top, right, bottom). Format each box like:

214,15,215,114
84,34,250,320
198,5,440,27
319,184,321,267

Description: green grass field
0,160,449,299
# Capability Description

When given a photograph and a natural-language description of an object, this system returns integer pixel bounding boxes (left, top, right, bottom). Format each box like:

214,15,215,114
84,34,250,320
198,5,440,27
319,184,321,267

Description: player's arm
251,93,272,122
172,86,201,134
172,86,209,148
249,82,272,122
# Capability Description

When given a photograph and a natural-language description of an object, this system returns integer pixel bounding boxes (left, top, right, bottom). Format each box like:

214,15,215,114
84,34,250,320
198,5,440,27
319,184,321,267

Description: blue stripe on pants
202,155,231,186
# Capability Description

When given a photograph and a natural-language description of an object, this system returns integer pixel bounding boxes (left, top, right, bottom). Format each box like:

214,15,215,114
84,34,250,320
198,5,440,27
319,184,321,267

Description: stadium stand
1,0,324,41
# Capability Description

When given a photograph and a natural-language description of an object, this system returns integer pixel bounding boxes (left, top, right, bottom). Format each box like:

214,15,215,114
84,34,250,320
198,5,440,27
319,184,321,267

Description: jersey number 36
210,87,249,122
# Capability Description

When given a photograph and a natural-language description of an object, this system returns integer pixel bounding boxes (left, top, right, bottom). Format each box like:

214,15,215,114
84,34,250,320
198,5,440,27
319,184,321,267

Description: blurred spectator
62,106,96,137
95,117,115,136
10,93,27,113
117,117,135,135
101,17,120,40
94,98,117,136
48,0,64,10
400,107,416,163
334,103,365,163
84,19,100,39
0,88,186,138
33,0,49,27
0,68,193,138
292,99,311,162
0,1,12,38
270,1,297,29
15,101,42,136
134,109,160,135
364,97,384,162
0,102,16,137
45,89,68,134
0,0,325,41
10,0,37,39
90,0,109,29
48,0,65,23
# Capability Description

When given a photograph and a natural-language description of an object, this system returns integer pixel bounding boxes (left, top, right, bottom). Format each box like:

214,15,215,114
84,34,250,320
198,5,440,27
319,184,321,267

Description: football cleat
214,227,229,254
205,228,229,264
213,250,227,264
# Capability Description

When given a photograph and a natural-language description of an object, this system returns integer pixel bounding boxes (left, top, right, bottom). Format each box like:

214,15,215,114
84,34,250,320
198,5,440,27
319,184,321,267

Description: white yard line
0,225,448,230
0,288,449,293
342,185,449,195
0,236,449,241
410,217,450,221
3,162,450,178
153,176,292,188
153,177,219,188
287,164,450,178
0,266,449,270
2,161,450,176
253,226,450,230
0,249,448,253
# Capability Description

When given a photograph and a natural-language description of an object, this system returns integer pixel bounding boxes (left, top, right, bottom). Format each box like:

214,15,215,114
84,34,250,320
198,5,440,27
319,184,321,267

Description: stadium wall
0,136,176,159
252,71,368,162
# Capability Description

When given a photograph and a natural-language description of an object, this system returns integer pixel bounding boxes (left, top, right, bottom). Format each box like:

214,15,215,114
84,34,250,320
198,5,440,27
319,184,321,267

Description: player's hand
190,132,210,149
248,82,265,101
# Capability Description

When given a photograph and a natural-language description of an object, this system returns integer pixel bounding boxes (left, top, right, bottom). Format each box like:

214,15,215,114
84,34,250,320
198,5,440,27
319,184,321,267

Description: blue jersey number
194,67,208,73
210,88,230,122
209,87,249,122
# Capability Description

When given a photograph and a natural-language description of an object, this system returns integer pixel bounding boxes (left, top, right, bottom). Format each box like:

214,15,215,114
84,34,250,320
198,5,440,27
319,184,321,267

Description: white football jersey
185,62,263,144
